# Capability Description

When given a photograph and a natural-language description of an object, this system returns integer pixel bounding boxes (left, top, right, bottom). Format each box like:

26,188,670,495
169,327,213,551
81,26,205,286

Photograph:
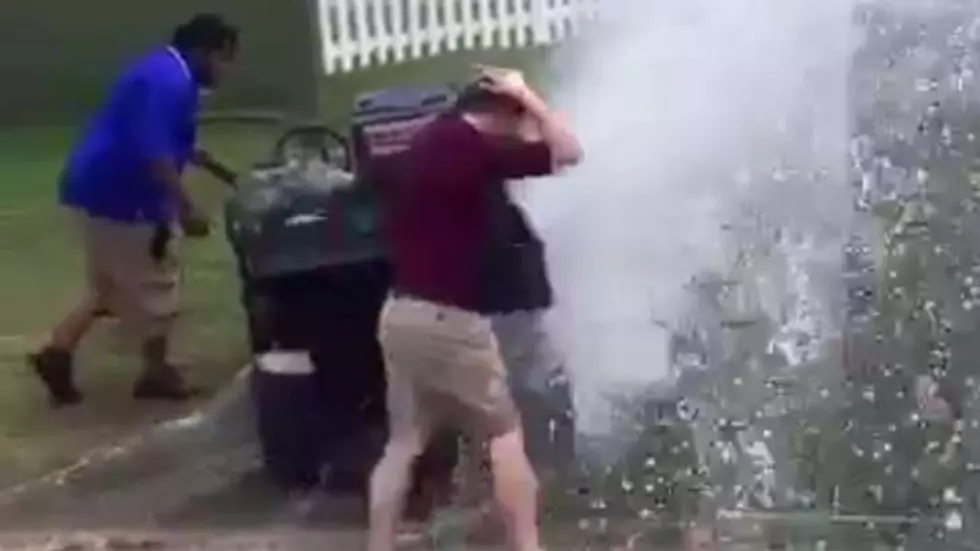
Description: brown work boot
132,363,201,401
133,336,202,401
28,346,83,408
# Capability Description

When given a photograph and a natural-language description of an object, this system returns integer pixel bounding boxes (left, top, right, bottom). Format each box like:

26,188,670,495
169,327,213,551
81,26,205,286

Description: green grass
0,124,280,487
0,48,550,489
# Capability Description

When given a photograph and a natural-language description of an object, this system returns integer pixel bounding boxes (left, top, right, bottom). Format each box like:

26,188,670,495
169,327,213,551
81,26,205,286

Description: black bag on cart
224,88,458,510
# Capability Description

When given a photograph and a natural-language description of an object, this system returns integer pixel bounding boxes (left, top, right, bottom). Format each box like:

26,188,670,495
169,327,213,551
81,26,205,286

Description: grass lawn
0,124,274,488
0,48,550,489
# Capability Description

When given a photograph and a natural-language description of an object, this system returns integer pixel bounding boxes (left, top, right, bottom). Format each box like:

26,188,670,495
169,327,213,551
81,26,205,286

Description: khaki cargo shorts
75,210,181,342
378,295,520,440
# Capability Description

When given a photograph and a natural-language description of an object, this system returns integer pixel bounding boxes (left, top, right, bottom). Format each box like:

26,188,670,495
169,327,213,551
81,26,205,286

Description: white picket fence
315,0,602,74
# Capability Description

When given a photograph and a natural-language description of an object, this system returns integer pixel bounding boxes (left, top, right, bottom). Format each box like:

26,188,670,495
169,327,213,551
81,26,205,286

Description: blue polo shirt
60,47,199,223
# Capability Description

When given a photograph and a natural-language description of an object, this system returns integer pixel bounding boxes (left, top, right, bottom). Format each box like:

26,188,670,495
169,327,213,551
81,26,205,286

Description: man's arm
478,66,583,170
129,78,196,215
129,77,209,236
147,158,193,213
513,86,583,169
487,139,555,180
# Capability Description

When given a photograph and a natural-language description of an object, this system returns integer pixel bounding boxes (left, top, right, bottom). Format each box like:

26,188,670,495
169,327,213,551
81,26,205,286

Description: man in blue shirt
29,14,239,407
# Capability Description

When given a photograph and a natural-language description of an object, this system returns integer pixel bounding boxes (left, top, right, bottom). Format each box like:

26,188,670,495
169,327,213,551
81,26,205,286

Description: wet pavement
0,528,953,551
0,528,850,551
0,510,971,551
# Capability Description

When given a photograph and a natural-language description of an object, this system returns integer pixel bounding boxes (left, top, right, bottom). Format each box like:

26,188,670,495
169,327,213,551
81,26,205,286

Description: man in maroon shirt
368,67,582,551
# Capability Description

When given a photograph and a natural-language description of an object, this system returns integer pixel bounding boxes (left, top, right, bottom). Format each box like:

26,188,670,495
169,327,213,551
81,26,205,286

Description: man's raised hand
474,65,530,99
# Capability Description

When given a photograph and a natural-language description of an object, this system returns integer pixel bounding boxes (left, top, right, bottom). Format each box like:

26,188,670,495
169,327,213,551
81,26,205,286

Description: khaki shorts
378,295,520,440
76,211,181,342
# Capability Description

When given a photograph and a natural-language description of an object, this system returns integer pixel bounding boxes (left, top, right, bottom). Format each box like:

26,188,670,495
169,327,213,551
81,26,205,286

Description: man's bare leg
488,428,541,551
29,294,103,406
367,429,427,551
47,293,103,351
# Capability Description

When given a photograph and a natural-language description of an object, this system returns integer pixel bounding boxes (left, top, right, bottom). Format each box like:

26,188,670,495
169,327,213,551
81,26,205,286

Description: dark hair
171,13,239,53
454,77,524,115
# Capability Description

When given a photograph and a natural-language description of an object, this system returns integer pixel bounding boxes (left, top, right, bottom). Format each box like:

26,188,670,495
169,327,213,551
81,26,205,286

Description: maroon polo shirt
388,114,553,312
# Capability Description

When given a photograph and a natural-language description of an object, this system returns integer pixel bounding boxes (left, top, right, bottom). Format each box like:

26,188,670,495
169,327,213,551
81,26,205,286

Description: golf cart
221,86,576,513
